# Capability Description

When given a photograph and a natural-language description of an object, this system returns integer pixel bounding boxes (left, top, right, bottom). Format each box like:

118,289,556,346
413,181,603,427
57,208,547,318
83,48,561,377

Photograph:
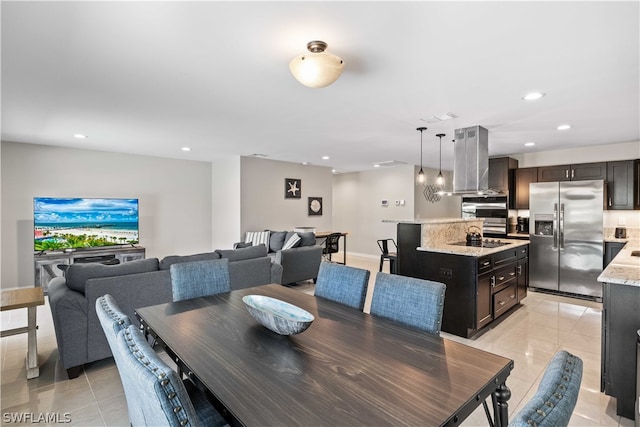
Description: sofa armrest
84,270,173,363
276,245,323,284
47,277,89,370
271,262,283,284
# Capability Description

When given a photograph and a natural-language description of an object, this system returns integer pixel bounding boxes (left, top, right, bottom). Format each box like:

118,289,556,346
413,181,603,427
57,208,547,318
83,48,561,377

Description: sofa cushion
234,242,253,249
269,231,287,252
66,258,160,294
216,244,268,261
298,232,316,247
282,233,301,250
244,231,270,247
159,252,221,271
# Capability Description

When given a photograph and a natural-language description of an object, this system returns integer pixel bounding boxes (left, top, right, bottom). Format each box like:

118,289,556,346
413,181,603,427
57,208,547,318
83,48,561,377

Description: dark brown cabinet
489,157,518,208
604,242,625,267
606,160,637,210
537,162,606,182
515,167,538,209
516,245,528,302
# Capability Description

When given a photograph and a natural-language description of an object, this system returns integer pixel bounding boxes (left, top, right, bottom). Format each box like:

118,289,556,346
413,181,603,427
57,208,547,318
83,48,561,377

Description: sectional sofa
48,244,282,378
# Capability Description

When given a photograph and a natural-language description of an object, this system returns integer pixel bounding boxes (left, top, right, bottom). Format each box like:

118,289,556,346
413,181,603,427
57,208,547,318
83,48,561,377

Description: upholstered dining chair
170,259,231,302
370,272,446,335
314,262,370,310
96,296,228,427
507,350,583,427
376,239,397,274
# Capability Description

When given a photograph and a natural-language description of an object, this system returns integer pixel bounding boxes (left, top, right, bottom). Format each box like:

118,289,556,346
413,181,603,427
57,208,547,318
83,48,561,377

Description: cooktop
450,239,513,248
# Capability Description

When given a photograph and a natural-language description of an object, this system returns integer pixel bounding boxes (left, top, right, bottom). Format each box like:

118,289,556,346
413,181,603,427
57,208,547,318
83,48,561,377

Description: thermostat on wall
381,200,388,206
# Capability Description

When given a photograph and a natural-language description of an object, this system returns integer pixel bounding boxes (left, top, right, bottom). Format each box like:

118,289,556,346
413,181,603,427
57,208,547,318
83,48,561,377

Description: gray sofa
244,230,323,285
48,244,282,379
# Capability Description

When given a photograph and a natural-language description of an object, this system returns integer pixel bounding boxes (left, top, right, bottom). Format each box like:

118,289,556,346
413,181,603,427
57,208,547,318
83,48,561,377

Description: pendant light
416,127,427,185
436,133,445,186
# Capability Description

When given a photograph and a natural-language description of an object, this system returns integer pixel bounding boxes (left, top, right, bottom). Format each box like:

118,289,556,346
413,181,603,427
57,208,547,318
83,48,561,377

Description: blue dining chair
314,262,370,310
97,296,227,427
507,350,583,427
370,272,446,335
170,259,231,302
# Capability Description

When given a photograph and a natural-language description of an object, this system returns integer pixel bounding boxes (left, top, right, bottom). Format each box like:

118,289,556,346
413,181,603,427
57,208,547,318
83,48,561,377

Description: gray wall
1,141,213,288
212,156,241,249
240,156,333,236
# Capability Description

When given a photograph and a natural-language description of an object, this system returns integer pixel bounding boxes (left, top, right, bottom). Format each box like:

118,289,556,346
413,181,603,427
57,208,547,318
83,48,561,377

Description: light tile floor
0,254,634,426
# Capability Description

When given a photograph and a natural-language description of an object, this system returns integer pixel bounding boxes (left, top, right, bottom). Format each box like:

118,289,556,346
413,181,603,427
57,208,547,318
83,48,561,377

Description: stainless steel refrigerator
529,180,604,299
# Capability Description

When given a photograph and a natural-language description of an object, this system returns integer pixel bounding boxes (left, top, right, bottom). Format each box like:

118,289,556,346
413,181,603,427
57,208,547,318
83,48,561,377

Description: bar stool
377,239,397,274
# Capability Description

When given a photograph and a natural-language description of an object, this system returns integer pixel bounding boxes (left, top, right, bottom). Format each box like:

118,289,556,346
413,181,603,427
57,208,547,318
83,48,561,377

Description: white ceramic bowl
242,295,314,335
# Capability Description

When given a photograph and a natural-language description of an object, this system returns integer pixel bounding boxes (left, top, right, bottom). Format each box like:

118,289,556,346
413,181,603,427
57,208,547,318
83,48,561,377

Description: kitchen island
598,237,640,421
391,219,530,338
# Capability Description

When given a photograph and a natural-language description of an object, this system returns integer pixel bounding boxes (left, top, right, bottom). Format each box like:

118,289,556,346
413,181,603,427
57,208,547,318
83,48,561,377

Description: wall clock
308,197,323,216
285,178,301,199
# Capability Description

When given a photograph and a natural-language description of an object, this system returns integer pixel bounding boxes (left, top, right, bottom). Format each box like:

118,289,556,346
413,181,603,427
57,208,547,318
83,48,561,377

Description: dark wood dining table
136,284,513,427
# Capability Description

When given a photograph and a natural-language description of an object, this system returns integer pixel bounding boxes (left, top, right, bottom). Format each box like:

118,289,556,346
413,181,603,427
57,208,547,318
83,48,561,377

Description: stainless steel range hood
451,125,499,196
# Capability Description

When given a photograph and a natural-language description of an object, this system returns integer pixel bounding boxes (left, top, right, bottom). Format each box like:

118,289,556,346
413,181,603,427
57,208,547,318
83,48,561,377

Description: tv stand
34,246,145,292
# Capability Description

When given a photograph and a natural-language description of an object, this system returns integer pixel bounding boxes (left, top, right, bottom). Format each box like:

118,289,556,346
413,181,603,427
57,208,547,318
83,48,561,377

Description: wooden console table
1,287,45,379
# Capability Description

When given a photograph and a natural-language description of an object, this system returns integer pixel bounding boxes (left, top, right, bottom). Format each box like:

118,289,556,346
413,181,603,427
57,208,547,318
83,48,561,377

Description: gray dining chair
314,262,370,310
170,259,231,302
96,295,227,427
370,272,446,335
507,350,583,427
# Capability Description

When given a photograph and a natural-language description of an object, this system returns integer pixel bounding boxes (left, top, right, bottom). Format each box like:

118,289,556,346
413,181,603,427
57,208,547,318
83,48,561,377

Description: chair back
509,350,583,427
170,259,231,302
323,233,341,255
377,239,397,255
370,272,446,335
314,262,370,310
114,325,207,427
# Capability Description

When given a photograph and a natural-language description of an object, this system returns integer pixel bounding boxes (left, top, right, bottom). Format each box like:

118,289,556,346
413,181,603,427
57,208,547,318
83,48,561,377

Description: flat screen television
34,197,139,252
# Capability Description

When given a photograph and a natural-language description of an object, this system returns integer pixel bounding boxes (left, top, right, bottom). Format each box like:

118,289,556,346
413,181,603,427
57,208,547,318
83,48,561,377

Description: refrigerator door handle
553,203,558,249
559,203,565,249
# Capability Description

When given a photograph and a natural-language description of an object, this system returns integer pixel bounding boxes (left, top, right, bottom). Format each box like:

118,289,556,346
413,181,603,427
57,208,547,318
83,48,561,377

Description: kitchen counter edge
598,238,640,287
417,239,530,257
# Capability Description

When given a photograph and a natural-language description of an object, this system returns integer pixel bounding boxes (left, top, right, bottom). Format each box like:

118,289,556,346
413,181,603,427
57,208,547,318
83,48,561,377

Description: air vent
374,160,408,167
248,153,268,158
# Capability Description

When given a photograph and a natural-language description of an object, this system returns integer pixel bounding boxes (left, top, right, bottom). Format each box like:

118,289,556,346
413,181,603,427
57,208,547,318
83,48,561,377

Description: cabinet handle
483,261,491,267
509,272,516,277
565,169,569,179
510,293,516,299
571,169,575,179
517,265,522,275
498,300,506,306
608,197,612,207
498,276,505,281
491,276,496,287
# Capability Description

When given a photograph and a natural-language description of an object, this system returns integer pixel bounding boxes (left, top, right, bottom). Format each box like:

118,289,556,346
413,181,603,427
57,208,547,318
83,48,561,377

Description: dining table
136,284,513,427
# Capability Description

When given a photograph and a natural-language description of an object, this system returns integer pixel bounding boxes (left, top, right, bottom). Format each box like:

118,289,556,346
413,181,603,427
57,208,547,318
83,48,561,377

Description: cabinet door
604,242,625,267
635,160,640,209
537,165,570,182
477,271,493,329
517,257,528,302
515,167,538,209
489,158,509,192
607,160,635,210
571,162,606,181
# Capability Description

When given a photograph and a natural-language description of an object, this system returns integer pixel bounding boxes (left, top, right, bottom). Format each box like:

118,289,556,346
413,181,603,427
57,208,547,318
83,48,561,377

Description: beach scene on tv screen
34,198,139,251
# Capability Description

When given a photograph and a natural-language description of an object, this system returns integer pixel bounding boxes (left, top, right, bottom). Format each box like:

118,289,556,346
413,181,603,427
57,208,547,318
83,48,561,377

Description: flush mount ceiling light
416,127,427,185
181,147,192,152
289,41,344,88
73,134,87,139
523,92,546,101
557,124,572,130
524,142,536,147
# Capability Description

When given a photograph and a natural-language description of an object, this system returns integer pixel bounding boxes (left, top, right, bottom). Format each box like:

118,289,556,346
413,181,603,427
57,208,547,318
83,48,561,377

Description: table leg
26,305,39,379
491,382,511,427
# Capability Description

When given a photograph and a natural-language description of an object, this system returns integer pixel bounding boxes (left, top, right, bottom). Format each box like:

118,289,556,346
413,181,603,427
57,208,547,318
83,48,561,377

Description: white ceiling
2,1,639,173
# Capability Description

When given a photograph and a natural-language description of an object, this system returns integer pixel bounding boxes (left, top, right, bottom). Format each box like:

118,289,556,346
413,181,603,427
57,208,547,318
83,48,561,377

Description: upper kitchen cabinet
537,162,606,182
489,157,518,208
606,160,638,210
515,167,538,209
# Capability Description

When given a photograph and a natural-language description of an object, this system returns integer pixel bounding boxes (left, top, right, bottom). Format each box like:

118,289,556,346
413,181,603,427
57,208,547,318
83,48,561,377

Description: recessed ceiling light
331,169,337,174
322,156,330,160
557,124,572,131
523,92,545,101
302,161,309,165
181,147,191,152
73,134,88,139
524,142,536,147
373,164,380,168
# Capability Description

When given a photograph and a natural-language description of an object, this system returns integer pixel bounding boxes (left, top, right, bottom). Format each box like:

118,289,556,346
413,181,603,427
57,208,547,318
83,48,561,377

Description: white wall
240,156,333,237
414,168,462,219
212,156,241,249
333,165,460,257
1,141,213,288
513,140,639,167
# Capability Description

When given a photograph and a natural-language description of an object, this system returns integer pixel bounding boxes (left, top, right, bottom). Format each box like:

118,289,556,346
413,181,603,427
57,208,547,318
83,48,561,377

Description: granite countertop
598,238,640,287
417,238,530,257
604,236,630,243
382,218,479,225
